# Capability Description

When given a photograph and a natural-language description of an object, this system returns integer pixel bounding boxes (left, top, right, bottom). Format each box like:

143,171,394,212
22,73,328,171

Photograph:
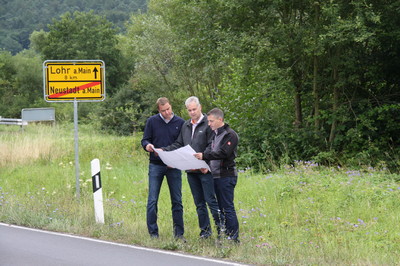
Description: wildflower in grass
110,221,124,227
256,243,272,248
262,242,272,248
346,170,361,177
106,162,112,170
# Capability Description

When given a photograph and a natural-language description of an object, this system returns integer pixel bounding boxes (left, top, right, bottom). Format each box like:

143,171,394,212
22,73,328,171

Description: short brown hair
156,97,170,108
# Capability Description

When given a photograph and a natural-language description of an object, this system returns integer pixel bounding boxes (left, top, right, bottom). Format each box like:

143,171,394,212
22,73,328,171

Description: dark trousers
214,176,239,240
187,172,224,237
146,163,184,237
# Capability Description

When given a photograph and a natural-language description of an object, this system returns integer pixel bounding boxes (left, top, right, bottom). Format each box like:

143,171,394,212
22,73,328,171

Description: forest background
1,0,399,171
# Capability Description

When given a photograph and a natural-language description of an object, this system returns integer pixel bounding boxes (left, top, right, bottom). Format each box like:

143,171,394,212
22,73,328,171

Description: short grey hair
207,108,224,120
185,96,200,107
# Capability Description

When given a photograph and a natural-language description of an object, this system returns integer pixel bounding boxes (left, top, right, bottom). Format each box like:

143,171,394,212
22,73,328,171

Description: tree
31,11,127,95
0,0,147,54
0,49,43,118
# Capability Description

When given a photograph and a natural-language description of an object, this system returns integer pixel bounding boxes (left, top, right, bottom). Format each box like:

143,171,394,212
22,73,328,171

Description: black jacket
203,124,238,178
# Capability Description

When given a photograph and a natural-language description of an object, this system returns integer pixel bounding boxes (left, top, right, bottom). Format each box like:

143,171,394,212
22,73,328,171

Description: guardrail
0,117,28,126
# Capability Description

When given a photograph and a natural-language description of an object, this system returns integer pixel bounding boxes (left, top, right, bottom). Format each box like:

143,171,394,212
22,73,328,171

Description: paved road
0,223,244,266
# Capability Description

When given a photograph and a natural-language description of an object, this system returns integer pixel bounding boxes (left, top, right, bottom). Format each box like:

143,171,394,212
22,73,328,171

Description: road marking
0,223,245,265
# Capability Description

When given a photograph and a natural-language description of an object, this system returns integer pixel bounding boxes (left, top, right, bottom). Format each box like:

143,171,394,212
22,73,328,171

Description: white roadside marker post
91,158,104,224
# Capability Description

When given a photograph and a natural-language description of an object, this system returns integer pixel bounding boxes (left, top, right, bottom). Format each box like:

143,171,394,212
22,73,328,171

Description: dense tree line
1,0,399,171
0,0,146,54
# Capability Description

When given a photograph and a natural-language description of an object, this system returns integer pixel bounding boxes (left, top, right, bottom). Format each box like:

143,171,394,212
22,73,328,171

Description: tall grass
1,124,400,265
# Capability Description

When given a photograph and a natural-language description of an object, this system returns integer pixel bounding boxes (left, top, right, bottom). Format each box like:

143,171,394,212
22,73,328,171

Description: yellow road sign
43,60,106,102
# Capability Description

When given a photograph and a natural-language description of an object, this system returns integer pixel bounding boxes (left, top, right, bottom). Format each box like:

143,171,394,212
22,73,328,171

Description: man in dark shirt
141,97,185,240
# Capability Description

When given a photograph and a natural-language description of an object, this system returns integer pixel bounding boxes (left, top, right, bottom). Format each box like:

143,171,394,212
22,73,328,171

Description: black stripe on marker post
92,172,102,193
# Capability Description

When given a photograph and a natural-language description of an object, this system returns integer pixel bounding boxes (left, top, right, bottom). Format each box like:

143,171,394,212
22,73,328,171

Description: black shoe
150,234,159,239
199,234,211,240
175,235,187,243
227,236,240,244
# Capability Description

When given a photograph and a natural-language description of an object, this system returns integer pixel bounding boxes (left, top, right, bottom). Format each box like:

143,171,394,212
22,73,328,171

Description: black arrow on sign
93,67,98,79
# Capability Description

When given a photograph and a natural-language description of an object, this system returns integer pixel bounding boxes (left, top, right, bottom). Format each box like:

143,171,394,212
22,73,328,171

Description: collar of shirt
191,114,204,126
159,113,174,124
215,125,226,136
191,114,204,138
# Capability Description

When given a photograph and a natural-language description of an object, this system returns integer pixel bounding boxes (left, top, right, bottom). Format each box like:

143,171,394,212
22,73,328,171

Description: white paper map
156,145,210,171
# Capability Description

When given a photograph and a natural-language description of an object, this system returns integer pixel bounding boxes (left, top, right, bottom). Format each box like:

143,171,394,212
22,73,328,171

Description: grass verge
1,124,400,265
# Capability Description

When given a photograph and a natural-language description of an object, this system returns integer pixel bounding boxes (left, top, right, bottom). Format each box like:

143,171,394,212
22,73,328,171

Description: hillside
0,0,146,54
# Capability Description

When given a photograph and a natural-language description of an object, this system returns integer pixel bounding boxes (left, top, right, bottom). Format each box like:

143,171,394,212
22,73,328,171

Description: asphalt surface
0,223,245,266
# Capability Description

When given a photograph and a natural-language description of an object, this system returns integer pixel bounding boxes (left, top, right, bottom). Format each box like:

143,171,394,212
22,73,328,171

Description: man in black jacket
194,108,240,242
163,96,224,239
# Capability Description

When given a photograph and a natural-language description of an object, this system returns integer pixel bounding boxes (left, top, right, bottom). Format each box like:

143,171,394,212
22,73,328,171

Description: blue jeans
214,177,239,240
147,163,184,237
187,172,224,237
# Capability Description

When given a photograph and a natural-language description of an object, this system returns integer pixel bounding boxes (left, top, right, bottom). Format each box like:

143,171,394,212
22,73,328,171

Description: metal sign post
74,99,80,198
43,60,106,199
